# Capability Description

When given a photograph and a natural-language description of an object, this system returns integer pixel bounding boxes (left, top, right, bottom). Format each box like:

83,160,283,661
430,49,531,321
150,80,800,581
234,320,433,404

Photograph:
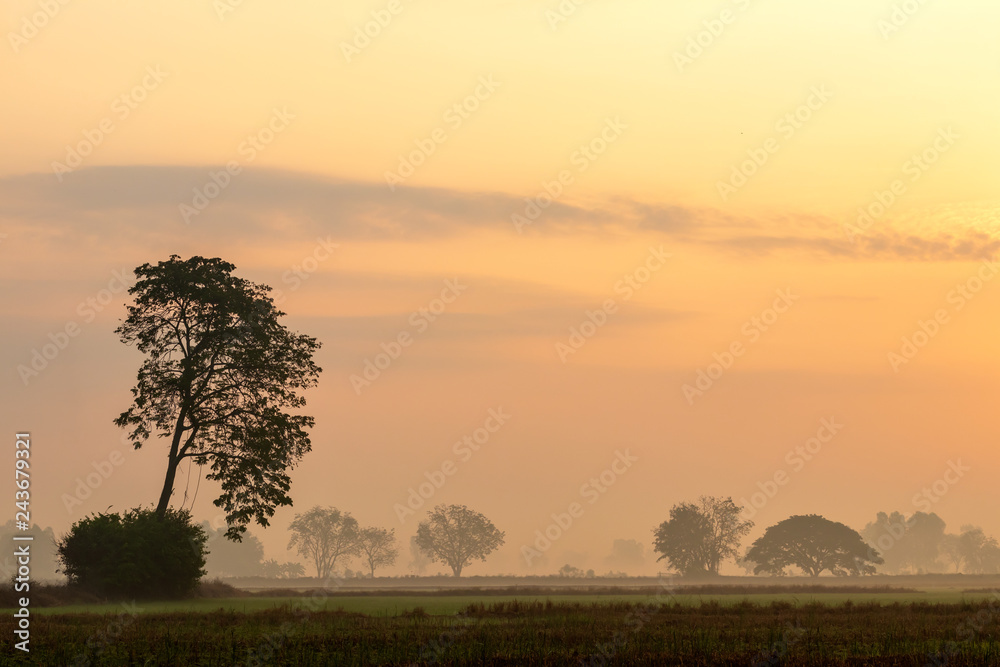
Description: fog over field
3,0,999,581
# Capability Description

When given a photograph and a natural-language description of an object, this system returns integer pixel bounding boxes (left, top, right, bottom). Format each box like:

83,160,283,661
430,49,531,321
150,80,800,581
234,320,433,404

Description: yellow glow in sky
2,0,998,575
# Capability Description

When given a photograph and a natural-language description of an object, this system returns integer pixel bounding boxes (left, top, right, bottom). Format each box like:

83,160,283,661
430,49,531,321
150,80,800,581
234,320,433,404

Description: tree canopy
356,526,399,577
945,526,1000,574
746,514,883,577
287,506,360,579
653,496,753,576
861,511,945,574
415,504,505,577
114,255,322,540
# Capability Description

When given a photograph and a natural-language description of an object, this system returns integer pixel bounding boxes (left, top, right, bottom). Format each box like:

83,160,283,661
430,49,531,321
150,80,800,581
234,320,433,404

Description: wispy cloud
1,166,996,261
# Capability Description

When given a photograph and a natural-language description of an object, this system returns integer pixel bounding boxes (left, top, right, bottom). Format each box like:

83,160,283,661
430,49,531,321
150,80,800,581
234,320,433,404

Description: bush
57,507,207,599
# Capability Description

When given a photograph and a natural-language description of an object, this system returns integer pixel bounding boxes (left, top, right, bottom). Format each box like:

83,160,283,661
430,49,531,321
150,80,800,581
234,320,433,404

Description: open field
11,575,1000,616
227,573,1000,593
6,598,1000,666
5,581,1000,665
15,588,1000,618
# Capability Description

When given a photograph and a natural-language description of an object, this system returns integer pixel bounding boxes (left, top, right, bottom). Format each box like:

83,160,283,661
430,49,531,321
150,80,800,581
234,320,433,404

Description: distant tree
415,505,505,577
1,521,60,581
980,540,1000,574
283,561,306,578
860,511,907,573
745,515,882,577
653,496,753,576
202,521,265,577
860,511,946,574
941,533,964,572
261,559,306,579
357,527,399,577
558,564,585,578
114,256,322,541
287,507,360,579
58,508,206,599
950,526,1000,574
603,538,646,573
407,535,433,574
898,512,946,573
734,554,758,576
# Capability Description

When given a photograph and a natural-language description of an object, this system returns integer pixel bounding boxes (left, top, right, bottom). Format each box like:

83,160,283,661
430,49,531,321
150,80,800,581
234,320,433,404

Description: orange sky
2,0,998,576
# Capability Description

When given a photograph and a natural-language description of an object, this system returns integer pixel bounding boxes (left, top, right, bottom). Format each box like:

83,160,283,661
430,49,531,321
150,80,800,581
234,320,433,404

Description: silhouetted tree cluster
653,497,886,578
287,506,399,578
653,501,1000,577
284,504,502,579
861,512,1000,575
557,564,595,578
260,559,306,578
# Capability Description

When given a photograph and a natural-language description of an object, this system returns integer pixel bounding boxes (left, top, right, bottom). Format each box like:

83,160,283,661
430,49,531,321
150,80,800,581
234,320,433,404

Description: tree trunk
155,407,188,519
154,457,179,518
453,563,463,577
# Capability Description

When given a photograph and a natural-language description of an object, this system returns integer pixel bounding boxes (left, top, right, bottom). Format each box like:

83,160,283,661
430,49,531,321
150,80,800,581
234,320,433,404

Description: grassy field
5,583,1000,665
18,589,1000,617
6,598,1000,666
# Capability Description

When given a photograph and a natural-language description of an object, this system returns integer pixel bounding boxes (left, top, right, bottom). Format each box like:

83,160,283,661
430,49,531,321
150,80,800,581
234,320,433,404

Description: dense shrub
57,507,207,599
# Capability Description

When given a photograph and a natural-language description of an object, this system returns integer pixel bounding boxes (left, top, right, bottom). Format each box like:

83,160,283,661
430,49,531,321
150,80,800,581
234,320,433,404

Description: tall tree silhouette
115,255,322,540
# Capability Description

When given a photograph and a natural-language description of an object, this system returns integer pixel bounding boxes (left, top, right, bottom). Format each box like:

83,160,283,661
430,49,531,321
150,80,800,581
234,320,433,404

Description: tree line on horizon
40,255,998,601
653,496,1000,578
21,498,1000,605
203,497,1000,580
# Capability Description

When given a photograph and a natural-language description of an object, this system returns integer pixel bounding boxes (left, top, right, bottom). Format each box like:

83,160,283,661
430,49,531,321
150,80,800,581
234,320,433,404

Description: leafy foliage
653,496,753,576
57,508,206,599
260,559,306,578
114,255,322,540
415,504,505,577
745,514,883,577
288,506,361,579
357,527,399,577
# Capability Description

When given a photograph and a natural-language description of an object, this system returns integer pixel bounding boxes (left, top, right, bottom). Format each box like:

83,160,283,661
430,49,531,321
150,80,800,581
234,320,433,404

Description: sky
2,0,999,577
